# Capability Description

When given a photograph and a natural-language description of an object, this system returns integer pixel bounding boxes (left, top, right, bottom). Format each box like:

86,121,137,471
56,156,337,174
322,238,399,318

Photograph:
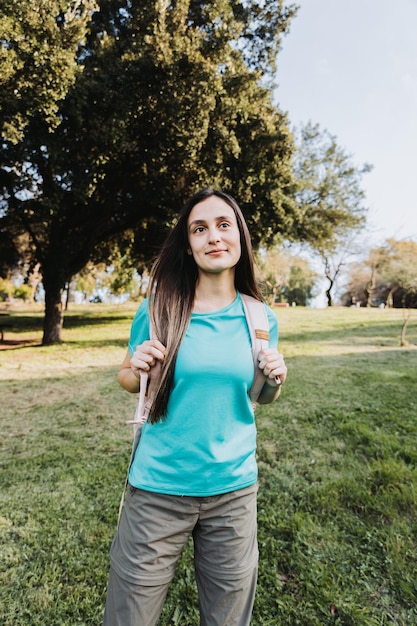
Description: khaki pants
103,483,258,626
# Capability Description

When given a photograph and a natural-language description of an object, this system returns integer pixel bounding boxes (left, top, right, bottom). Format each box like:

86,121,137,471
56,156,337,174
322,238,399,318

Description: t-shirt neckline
191,292,240,316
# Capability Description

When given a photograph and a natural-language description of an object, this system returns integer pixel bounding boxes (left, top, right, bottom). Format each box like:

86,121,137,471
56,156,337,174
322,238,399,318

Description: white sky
275,0,417,246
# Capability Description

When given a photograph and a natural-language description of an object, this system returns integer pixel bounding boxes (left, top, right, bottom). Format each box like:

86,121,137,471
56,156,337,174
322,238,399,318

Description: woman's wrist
118,366,141,393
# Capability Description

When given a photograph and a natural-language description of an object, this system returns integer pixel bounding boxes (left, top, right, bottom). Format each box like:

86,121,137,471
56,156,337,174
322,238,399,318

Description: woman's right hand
118,340,167,393
130,339,166,378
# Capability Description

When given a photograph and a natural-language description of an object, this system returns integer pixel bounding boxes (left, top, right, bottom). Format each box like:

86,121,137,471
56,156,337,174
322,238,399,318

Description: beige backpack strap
240,293,271,408
118,318,159,524
125,320,160,434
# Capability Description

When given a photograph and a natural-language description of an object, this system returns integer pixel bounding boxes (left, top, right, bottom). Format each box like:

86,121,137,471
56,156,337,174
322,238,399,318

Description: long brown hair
147,187,263,422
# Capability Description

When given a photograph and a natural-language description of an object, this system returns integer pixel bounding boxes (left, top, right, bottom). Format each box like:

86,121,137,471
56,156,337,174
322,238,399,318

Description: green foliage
0,278,14,300
72,250,141,302
13,283,32,301
106,248,140,299
1,304,416,625
290,122,372,306
0,278,32,301
282,262,317,305
0,0,97,142
73,263,103,301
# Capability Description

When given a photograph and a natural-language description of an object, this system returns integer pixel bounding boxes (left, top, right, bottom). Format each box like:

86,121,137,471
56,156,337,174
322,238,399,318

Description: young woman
103,188,287,626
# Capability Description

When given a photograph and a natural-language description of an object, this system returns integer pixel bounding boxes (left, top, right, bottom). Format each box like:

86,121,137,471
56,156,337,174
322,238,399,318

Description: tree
72,262,107,303
362,246,390,307
293,122,370,305
257,246,318,305
343,239,417,344
341,262,370,307
1,0,299,344
320,230,364,307
283,258,317,306
342,245,393,308
377,239,417,345
257,248,291,304
107,251,139,301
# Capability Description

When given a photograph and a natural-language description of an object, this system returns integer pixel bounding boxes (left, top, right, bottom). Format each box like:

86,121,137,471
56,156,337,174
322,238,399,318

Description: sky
275,0,417,246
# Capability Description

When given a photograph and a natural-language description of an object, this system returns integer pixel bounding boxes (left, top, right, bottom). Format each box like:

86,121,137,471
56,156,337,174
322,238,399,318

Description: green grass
1,304,416,625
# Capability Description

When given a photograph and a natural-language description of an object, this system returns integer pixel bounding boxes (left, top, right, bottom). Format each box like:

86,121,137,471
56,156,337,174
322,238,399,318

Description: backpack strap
126,320,160,435
240,293,271,408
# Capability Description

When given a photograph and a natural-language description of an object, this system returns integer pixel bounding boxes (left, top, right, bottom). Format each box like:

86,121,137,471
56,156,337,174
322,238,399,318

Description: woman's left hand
258,349,287,386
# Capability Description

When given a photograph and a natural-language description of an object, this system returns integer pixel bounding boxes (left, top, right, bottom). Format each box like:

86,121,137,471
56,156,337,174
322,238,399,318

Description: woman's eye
194,226,205,233
219,222,230,229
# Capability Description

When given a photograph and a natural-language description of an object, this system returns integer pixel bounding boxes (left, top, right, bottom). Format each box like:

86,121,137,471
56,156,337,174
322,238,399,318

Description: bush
14,284,32,302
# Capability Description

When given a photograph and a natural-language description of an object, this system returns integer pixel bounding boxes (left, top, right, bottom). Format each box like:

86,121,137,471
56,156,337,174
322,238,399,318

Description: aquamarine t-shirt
127,293,278,497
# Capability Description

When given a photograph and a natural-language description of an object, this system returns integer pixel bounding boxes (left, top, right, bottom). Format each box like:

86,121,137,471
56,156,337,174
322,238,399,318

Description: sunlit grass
1,304,416,625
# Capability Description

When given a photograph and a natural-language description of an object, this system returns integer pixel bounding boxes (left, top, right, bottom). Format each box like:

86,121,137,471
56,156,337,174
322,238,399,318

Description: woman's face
187,196,242,277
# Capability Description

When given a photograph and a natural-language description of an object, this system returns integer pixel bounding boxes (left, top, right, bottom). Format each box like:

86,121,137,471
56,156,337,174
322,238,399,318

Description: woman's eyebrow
188,219,206,231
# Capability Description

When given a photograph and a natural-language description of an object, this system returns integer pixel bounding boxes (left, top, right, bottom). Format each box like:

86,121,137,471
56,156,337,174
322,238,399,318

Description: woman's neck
193,275,237,313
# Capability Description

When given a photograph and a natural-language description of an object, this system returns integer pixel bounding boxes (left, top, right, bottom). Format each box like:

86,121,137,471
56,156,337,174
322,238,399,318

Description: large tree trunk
42,282,64,345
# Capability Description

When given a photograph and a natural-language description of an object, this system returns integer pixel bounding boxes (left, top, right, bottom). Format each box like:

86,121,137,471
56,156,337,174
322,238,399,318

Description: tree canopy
292,122,370,251
1,0,300,343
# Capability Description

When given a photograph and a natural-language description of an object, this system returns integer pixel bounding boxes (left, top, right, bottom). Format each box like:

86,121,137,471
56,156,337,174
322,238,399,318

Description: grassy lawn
1,304,416,625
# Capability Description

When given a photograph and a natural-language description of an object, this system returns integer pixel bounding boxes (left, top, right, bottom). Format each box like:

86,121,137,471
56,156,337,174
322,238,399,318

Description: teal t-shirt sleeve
266,305,279,348
128,298,151,355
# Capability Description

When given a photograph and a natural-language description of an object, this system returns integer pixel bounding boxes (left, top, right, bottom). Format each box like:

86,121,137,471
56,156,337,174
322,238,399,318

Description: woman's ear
187,248,192,255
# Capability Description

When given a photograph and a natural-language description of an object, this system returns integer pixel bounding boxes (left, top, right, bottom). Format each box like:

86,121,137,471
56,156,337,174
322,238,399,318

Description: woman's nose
208,227,220,243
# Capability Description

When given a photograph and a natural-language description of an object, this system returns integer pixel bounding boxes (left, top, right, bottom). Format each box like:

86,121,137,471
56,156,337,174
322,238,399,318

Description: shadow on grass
62,314,134,328
3,313,133,330
0,311,134,350
0,339,41,351
63,338,129,349
0,338,130,351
